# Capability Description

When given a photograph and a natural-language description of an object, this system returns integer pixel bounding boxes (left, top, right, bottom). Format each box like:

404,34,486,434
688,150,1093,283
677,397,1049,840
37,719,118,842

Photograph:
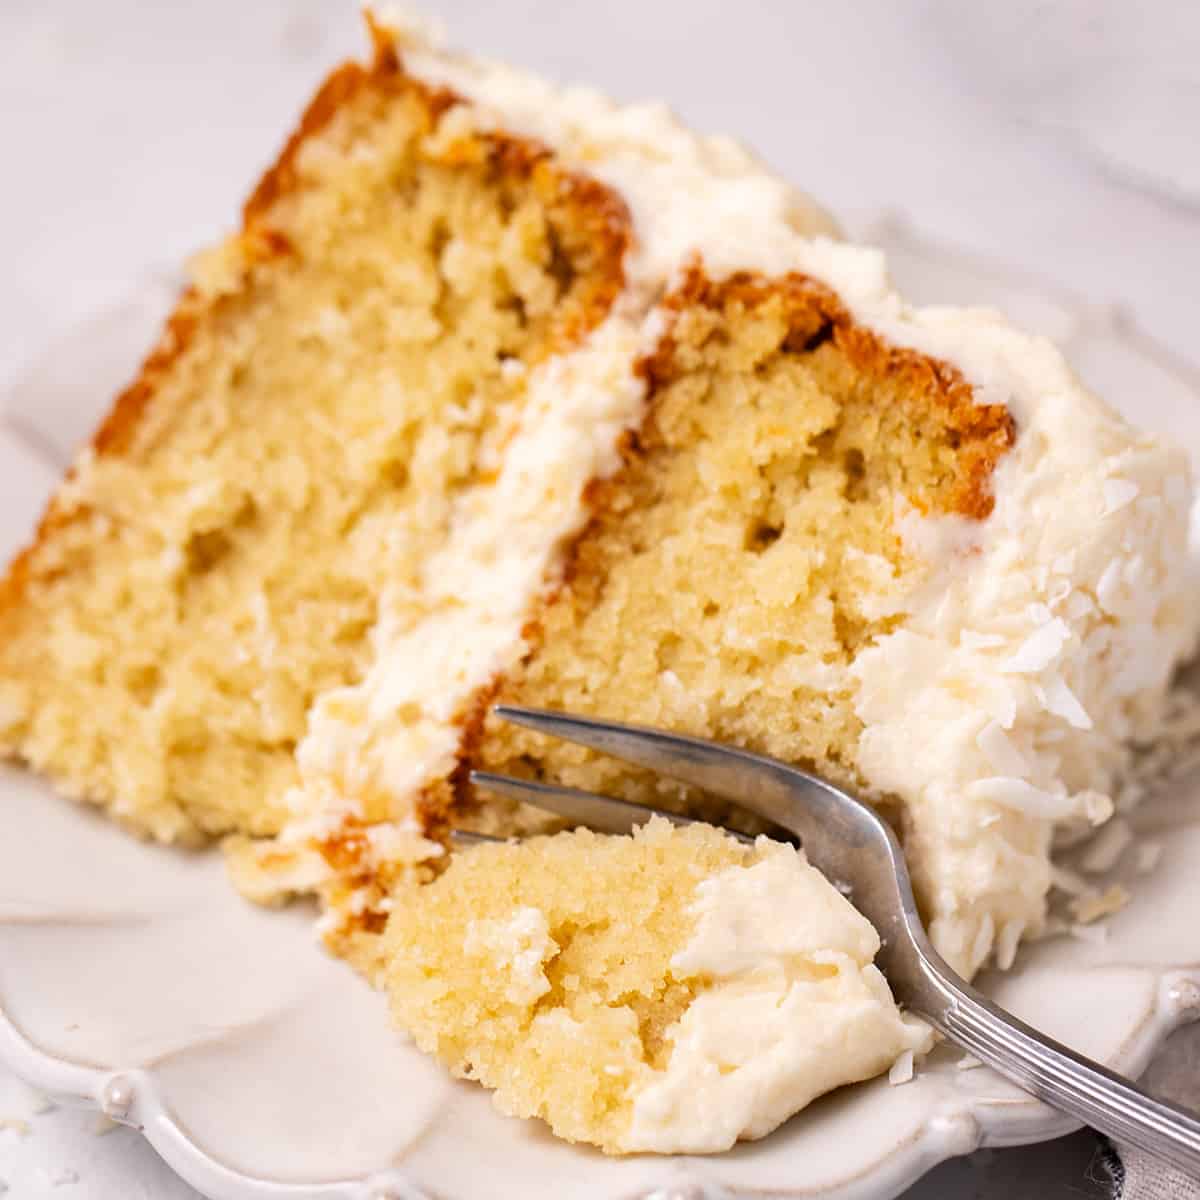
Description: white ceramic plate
2,231,1200,1200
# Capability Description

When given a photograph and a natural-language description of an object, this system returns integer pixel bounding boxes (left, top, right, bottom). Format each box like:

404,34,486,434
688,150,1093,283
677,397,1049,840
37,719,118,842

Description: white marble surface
0,1,1197,1196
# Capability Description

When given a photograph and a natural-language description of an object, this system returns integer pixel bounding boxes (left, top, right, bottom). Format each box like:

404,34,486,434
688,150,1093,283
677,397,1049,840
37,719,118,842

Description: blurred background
1,1,1198,1196
3,0,1199,394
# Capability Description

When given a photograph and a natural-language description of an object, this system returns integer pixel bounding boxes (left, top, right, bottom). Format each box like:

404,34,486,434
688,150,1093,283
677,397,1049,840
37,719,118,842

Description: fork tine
491,705,875,865
493,705,774,798
486,707,928,987
469,770,754,841
450,828,503,846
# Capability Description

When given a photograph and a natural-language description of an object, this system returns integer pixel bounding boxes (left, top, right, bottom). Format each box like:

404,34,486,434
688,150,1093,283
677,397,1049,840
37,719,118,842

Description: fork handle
924,962,1200,1176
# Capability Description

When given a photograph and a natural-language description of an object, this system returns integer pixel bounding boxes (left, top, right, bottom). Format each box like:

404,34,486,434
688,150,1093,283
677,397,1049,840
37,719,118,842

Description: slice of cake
0,6,1195,1128
383,817,932,1154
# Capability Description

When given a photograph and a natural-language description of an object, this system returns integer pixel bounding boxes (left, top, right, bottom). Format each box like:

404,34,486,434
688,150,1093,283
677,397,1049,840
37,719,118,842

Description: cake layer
383,817,931,1154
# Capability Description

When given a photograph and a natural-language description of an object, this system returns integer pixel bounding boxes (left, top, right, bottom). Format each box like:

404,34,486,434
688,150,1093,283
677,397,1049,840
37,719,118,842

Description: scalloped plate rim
1,979,1196,1200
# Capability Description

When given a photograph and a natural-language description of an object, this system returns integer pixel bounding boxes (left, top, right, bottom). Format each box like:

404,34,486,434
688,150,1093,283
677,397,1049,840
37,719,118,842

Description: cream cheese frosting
622,840,932,1153
259,12,1196,983
287,309,647,854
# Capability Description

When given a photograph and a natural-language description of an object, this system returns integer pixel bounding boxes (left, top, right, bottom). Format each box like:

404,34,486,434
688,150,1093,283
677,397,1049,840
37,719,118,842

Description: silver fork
463,704,1200,1176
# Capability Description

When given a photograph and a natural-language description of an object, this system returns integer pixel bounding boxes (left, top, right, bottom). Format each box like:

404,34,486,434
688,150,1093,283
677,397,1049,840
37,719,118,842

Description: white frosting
395,33,841,288
282,16,1196,985
288,310,646,850
463,906,555,1007
622,841,931,1153
850,359,1193,972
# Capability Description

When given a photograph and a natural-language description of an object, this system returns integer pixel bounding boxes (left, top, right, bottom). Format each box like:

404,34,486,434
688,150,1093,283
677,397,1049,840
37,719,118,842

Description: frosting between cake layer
289,307,647,844
290,13,1196,978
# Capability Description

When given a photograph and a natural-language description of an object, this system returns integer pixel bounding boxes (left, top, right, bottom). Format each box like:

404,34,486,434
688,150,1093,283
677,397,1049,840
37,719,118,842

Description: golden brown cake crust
639,267,1016,521
0,28,631,625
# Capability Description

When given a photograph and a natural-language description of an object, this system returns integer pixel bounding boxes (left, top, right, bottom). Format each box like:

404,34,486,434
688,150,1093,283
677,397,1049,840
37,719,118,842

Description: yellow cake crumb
382,817,930,1154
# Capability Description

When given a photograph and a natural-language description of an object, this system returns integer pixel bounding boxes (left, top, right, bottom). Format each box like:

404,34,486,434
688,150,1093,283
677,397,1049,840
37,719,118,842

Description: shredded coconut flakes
888,1049,915,1086
1070,884,1130,924
1080,818,1133,874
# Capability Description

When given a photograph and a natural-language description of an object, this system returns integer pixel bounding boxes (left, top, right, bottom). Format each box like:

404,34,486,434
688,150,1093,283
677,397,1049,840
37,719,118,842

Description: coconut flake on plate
888,1050,915,1086
1079,817,1134,873
1050,863,1093,896
1135,841,1164,874
1070,883,1130,924
994,917,1025,970
1068,922,1110,946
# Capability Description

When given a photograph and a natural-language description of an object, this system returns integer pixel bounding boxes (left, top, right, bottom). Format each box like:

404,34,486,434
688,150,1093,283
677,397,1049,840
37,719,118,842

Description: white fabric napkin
1112,1024,1200,1198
